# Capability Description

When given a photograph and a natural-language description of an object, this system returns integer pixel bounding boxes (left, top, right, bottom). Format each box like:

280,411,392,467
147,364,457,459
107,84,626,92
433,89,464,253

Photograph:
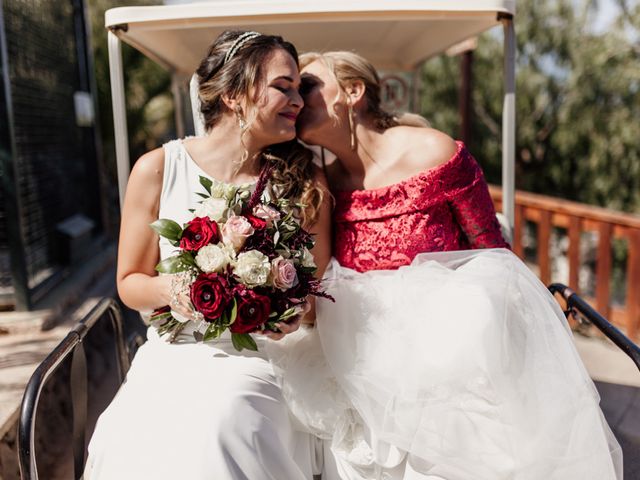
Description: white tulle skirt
267,249,623,480
84,328,323,480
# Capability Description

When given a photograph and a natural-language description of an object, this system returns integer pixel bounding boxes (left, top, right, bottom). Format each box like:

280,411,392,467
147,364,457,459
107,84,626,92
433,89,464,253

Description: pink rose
271,256,298,291
222,215,254,251
252,204,281,227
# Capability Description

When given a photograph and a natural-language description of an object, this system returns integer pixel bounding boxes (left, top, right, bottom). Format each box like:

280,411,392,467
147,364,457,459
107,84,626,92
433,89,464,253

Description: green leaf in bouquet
232,333,258,352
149,311,172,323
199,175,213,194
273,230,281,245
278,307,298,322
228,299,238,325
155,255,191,273
180,251,197,268
281,230,296,242
150,219,183,242
196,192,209,200
219,308,229,326
268,311,278,318
203,322,225,342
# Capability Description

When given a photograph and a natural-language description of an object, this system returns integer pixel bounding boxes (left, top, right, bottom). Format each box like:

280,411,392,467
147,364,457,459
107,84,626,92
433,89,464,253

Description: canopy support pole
501,15,516,234
108,30,130,211
171,73,185,139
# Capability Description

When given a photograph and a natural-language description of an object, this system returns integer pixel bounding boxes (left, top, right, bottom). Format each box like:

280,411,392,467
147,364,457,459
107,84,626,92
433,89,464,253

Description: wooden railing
490,186,640,340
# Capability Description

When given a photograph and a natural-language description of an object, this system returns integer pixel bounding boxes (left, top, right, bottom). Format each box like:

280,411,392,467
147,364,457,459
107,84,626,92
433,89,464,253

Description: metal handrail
17,297,129,480
549,283,640,372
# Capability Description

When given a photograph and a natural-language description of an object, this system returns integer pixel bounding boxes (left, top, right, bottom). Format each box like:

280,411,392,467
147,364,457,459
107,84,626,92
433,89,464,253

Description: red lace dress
273,147,620,480
333,141,509,272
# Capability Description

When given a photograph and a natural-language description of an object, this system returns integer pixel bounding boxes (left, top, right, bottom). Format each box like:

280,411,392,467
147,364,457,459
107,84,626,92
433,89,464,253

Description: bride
84,31,331,479
268,51,623,479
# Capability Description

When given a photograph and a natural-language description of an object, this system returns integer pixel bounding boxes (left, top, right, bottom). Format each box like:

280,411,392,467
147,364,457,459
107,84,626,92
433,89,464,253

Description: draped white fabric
84,329,323,480
268,249,623,480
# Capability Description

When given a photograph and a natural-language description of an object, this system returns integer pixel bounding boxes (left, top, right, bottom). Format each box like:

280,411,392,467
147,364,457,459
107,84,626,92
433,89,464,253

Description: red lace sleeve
444,146,510,249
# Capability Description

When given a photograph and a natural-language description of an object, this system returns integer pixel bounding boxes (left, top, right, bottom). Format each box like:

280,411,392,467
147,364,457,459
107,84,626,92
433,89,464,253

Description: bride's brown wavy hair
196,31,324,227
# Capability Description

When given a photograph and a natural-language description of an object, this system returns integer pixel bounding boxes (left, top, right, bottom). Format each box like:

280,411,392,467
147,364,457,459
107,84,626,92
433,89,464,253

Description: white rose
301,247,316,268
195,244,231,273
194,197,228,222
224,183,238,200
234,250,271,287
211,181,229,198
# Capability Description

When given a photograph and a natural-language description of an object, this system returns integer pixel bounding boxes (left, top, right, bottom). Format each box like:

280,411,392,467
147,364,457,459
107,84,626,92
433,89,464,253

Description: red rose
230,286,271,333
180,217,219,251
244,214,267,231
190,273,230,320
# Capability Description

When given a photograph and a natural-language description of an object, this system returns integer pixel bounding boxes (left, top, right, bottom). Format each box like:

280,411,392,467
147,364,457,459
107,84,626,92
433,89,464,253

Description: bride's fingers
262,330,286,341
171,293,194,320
279,314,302,333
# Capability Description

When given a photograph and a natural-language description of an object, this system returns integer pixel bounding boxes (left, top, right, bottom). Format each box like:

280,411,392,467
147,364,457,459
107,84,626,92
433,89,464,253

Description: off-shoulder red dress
333,142,509,272
271,143,621,480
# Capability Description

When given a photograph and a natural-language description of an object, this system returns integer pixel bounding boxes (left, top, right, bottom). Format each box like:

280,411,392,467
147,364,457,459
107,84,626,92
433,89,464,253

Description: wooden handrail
489,186,640,229
489,185,640,340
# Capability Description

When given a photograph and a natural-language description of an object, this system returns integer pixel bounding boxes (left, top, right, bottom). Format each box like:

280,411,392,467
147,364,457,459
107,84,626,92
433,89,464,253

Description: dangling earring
235,106,246,130
348,103,356,151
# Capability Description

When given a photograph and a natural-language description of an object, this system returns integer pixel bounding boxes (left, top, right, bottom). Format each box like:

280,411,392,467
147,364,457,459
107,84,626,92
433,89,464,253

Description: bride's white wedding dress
84,139,322,480
268,249,623,479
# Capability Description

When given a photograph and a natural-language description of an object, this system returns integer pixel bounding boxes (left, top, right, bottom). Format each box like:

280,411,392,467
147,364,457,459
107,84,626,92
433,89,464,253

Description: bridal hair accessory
224,31,262,64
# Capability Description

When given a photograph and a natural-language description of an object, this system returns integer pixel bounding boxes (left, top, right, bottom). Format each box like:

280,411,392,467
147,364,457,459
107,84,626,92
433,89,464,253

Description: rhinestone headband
224,31,262,64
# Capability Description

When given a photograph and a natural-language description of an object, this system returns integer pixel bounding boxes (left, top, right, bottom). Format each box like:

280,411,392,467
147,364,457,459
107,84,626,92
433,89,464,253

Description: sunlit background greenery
88,0,640,215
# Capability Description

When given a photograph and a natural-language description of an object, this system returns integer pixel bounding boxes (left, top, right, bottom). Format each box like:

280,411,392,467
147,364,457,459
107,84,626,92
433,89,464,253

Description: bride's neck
197,120,263,181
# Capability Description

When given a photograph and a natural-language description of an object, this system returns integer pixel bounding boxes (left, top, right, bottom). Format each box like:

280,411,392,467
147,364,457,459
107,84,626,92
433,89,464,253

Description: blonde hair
299,51,429,130
196,31,324,226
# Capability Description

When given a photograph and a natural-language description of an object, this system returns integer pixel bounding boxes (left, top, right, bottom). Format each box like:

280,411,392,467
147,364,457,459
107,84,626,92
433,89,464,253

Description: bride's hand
159,274,194,321
262,316,302,341
262,301,310,340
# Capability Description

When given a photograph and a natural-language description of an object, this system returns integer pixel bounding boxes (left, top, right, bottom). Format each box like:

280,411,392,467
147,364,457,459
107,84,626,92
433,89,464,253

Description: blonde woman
278,51,623,480
84,32,330,479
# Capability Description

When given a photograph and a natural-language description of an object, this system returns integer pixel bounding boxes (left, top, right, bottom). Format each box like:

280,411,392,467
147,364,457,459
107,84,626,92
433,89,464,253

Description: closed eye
299,78,316,95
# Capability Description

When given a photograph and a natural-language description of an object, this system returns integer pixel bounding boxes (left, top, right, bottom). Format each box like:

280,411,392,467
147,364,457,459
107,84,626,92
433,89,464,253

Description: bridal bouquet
149,173,330,351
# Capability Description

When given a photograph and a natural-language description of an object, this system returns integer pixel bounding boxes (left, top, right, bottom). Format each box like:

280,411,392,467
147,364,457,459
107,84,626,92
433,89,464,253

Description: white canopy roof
105,0,515,74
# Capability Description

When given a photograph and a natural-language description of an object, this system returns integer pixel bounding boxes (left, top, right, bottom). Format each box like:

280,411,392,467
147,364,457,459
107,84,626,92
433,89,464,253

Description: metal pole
501,16,516,233
459,50,473,145
171,73,185,139
107,30,130,211
410,63,422,114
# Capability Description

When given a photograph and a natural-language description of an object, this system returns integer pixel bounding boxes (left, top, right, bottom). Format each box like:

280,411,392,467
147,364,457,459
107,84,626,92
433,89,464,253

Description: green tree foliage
419,0,640,213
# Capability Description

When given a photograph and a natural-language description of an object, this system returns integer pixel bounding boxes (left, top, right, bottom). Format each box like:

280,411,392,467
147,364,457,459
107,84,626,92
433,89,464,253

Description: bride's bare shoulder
130,147,165,185
123,147,166,208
